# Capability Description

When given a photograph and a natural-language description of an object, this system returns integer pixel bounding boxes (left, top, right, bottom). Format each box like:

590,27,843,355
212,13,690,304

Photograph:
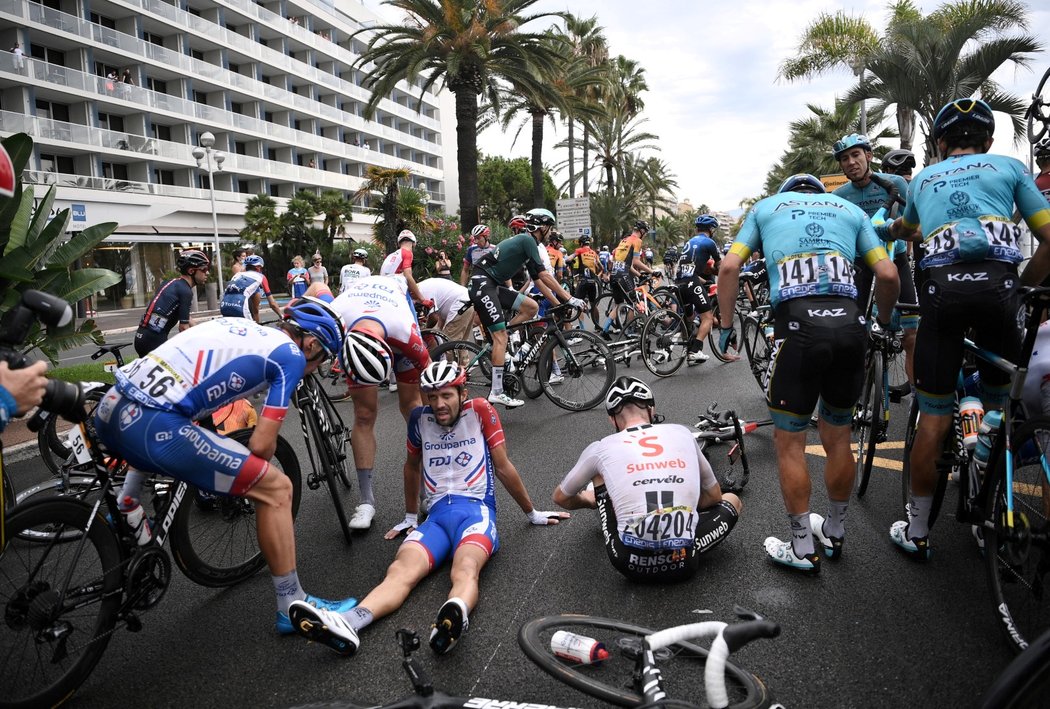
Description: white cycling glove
528,509,560,525
391,513,418,534
568,297,586,310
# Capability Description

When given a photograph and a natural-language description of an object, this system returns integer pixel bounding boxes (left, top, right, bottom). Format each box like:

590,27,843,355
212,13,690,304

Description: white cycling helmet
420,360,466,391
398,229,417,244
605,376,655,414
342,329,394,385
470,224,491,239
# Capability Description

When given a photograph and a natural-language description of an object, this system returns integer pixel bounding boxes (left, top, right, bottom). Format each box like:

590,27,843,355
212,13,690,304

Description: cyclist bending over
553,377,741,582
95,300,357,635
289,361,566,656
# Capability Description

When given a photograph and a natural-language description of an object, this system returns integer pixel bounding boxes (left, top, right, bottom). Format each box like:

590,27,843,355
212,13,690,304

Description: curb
3,439,41,465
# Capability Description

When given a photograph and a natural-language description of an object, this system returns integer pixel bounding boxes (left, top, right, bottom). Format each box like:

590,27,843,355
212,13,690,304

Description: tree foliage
477,155,556,227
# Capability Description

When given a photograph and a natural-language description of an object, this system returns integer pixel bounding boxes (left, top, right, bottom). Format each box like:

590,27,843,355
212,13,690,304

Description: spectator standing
231,249,247,275
434,251,452,279
287,255,309,298
308,253,329,286
339,248,372,293
11,43,24,70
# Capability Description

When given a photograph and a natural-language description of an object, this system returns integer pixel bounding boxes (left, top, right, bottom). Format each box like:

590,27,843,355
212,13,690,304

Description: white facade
0,0,455,304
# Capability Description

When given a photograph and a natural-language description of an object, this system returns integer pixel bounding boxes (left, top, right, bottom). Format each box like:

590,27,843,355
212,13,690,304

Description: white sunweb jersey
113,318,305,422
560,423,718,551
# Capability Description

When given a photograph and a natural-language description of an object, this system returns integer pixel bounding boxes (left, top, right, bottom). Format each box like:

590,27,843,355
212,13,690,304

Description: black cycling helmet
778,174,826,195
579,235,592,246
633,220,650,235
605,376,655,415
1035,139,1050,160
933,98,995,142
882,149,917,175
177,249,211,275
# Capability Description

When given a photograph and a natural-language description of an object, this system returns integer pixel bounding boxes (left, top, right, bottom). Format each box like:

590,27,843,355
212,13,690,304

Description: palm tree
315,189,355,244
587,111,659,191
353,166,412,252
637,157,679,229
241,194,280,276
554,14,608,197
351,0,565,231
608,55,648,118
845,0,1041,162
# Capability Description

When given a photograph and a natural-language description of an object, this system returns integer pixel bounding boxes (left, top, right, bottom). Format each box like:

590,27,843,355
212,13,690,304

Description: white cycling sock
907,495,933,539
825,499,849,538
357,468,375,506
116,469,147,512
273,569,306,614
347,606,374,631
491,366,504,396
789,512,814,557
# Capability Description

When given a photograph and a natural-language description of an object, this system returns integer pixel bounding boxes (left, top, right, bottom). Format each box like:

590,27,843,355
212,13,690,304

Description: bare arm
248,414,282,462
715,253,743,328
404,269,426,303
553,484,597,510
266,294,284,319
871,257,901,324
1021,223,1050,286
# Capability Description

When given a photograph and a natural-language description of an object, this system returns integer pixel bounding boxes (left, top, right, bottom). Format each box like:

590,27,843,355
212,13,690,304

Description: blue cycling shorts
94,389,268,496
404,496,499,570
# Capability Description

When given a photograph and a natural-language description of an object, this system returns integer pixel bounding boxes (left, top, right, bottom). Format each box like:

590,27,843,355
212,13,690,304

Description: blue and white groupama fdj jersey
407,399,506,509
902,153,1050,270
833,171,909,257
114,318,305,423
730,192,888,308
220,271,272,318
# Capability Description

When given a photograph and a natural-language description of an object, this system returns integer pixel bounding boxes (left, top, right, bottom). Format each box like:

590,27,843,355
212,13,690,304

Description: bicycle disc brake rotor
504,373,521,397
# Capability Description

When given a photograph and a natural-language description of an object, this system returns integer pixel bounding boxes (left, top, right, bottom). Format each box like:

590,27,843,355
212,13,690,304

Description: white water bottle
550,631,609,665
974,409,1002,469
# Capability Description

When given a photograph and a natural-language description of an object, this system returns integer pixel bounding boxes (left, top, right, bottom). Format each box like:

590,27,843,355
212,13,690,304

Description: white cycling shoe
349,503,376,530
488,392,524,408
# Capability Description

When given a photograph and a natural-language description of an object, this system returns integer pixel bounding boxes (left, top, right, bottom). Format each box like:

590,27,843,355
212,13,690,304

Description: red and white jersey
380,246,414,278
329,276,428,372
559,423,718,551
407,398,505,507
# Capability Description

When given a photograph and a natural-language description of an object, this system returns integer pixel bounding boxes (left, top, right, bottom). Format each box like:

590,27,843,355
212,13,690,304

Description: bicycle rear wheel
519,615,774,708
538,331,615,411
316,359,352,402
170,431,302,587
984,416,1050,654
430,340,492,400
740,312,771,392
0,498,123,709
854,352,882,497
641,308,688,377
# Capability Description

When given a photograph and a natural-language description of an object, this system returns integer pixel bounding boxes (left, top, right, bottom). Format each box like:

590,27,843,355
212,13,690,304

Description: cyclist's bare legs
507,297,538,328
245,464,296,575
447,544,488,611
355,543,431,620
817,419,855,500
907,413,953,497
490,327,509,367
772,429,810,514
395,380,422,422
349,386,379,470
696,310,714,344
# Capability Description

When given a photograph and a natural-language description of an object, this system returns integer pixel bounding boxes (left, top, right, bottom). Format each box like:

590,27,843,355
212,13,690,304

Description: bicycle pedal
124,612,143,633
306,474,322,491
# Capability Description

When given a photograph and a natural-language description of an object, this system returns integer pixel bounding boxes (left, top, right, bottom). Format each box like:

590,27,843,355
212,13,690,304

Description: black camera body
0,290,85,424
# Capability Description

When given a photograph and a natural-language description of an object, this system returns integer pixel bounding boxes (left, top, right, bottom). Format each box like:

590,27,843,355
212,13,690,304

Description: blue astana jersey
902,153,1050,270
833,171,909,256
730,192,888,307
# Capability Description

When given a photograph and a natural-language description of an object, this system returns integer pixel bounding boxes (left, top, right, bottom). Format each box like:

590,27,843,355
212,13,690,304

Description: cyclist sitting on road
716,173,900,574
461,224,496,286
663,243,680,280
330,275,432,531
832,133,919,394
571,235,607,329
467,208,584,408
381,229,432,309
608,220,656,332
134,249,210,357
289,361,566,657
553,377,741,582
417,277,475,343
220,254,284,323
887,98,1050,560
678,214,725,364
339,248,372,294
96,299,357,635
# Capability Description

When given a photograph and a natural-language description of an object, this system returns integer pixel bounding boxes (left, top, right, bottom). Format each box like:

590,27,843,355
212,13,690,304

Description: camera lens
41,380,86,422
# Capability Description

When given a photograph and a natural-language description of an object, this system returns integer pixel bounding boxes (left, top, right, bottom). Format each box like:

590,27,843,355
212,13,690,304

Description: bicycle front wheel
430,340,492,399
984,416,1050,654
0,498,123,709
539,331,615,411
519,615,774,708
854,352,882,498
740,313,771,391
170,431,302,587
641,308,688,377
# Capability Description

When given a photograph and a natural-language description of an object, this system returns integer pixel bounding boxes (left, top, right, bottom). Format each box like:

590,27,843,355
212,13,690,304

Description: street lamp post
192,132,226,294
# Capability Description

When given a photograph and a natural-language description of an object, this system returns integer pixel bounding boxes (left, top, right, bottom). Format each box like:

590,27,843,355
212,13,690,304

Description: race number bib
923,218,1023,267
678,262,696,278
622,505,698,550
120,356,190,401
67,425,92,464
775,252,855,301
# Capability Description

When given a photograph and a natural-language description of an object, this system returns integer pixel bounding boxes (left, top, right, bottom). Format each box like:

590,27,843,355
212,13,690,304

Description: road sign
556,197,592,237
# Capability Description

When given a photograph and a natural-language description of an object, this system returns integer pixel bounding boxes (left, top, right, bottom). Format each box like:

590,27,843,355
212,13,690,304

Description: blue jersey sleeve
260,342,306,421
406,405,425,453
729,206,761,260
1013,159,1050,231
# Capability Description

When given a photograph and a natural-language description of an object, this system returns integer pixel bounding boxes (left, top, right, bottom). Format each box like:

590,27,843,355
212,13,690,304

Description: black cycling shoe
429,598,469,655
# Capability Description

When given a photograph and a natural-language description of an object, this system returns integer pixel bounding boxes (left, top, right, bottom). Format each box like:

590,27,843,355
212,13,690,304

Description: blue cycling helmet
244,254,264,270
778,174,826,195
833,133,873,159
933,98,995,142
284,296,345,362
694,214,719,230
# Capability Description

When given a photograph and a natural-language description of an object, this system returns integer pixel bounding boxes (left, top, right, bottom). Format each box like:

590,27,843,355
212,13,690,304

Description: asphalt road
2,354,1018,708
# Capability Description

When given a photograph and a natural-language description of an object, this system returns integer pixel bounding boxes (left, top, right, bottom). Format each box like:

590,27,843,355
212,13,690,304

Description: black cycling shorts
574,279,600,304
610,272,637,305
766,296,867,432
134,328,166,357
468,271,522,332
596,486,738,584
675,276,713,316
914,261,1021,415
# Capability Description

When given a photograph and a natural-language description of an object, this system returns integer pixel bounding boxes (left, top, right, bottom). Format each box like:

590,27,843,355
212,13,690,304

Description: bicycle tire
984,416,1050,654
306,401,354,545
1028,66,1050,144
314,383,354,489
170,430,302,587
707,299,740,363
519,614,774,709
641,308,688,377
316,359,353,403
0,497,123,709
538,331,615,412
979,625,1050,708
430,340,493,400
652,286,682,311
594,292,617,334
38,414,70,476
899,398,949,528
740,313,771,392
420,327,448,354
14,475,106,542
855,352,882,497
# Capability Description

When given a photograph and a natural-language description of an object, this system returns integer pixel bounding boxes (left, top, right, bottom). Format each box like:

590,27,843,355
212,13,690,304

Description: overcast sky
360,0,1050,213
